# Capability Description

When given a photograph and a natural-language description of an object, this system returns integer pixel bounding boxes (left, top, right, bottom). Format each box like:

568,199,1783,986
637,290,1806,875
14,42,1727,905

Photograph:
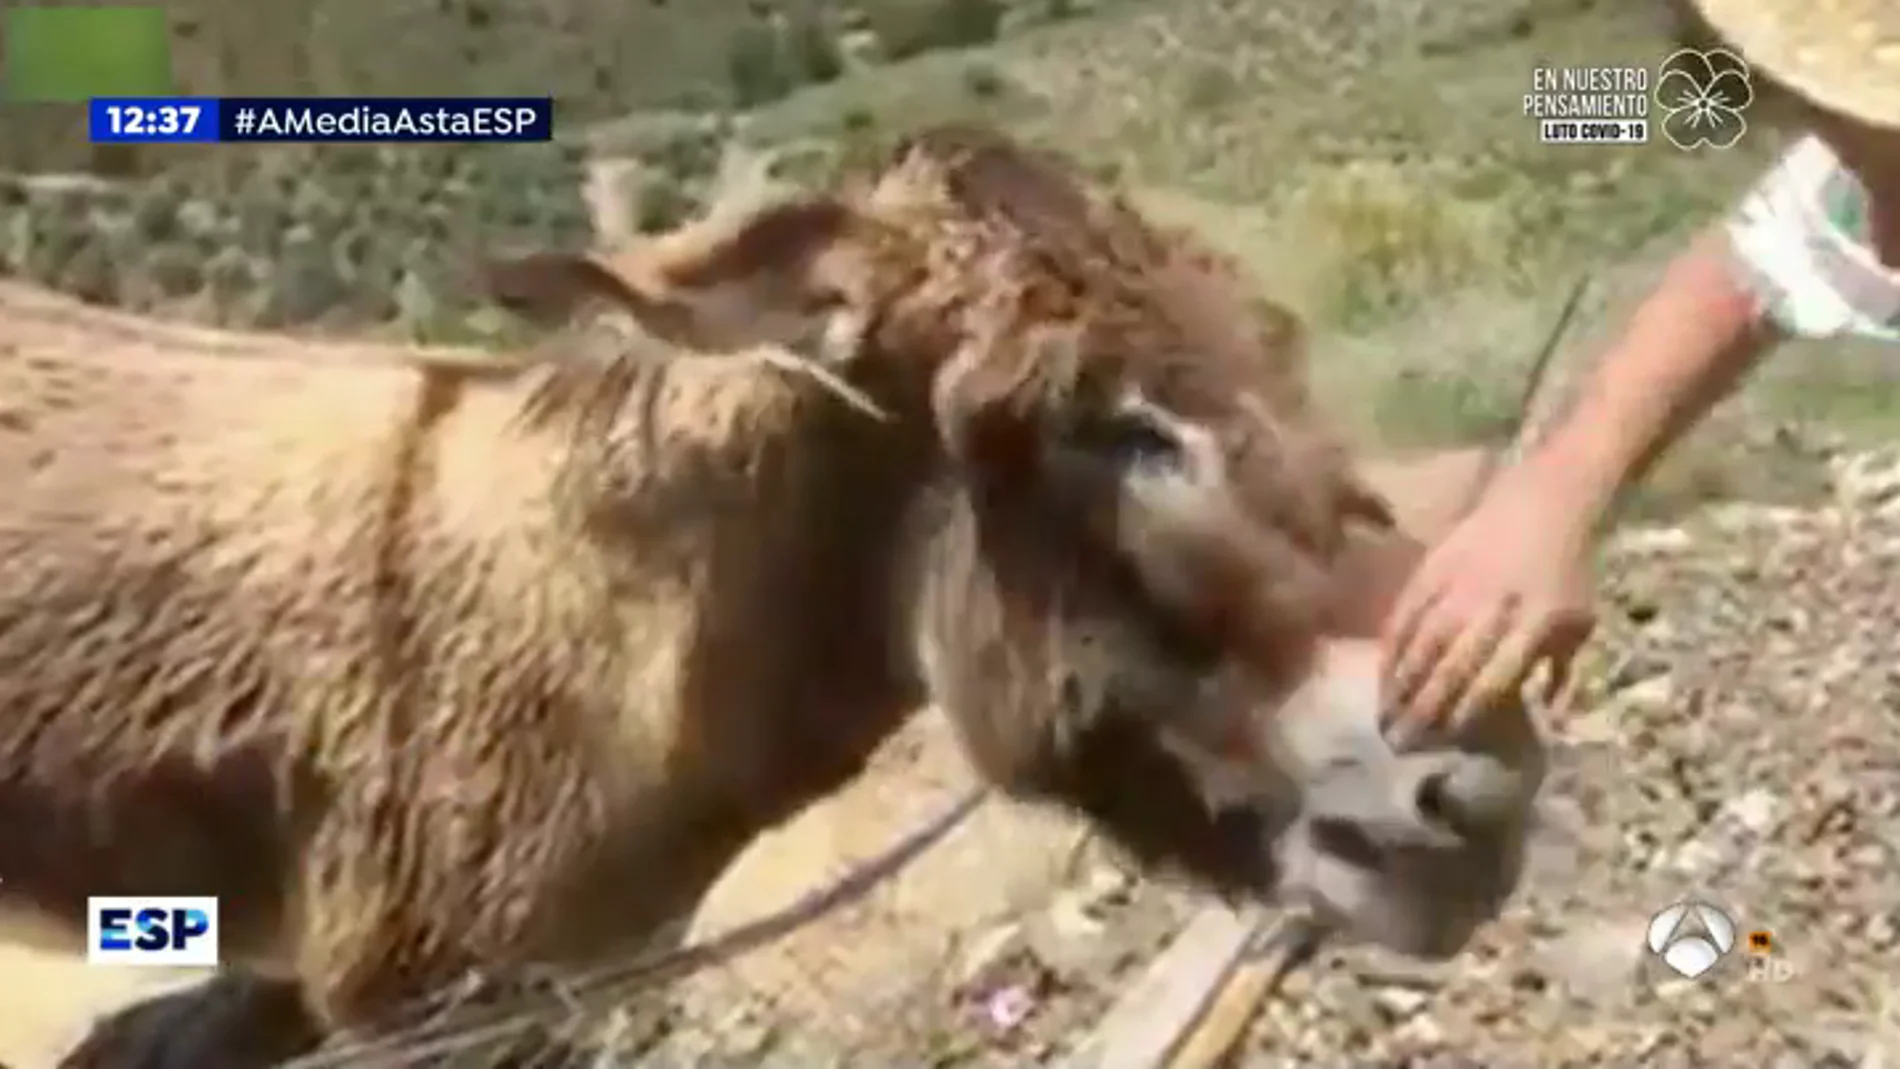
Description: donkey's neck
538,350,944,820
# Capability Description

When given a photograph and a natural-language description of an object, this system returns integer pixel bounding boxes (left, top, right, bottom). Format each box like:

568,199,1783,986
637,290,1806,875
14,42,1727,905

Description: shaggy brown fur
490,124,1513,912
35,125,1532,1068
3,310,937,1063
571,126,1541,952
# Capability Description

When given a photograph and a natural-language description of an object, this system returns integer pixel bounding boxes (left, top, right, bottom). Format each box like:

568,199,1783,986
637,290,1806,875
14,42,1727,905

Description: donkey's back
0,294,691,971
0,277,934,1030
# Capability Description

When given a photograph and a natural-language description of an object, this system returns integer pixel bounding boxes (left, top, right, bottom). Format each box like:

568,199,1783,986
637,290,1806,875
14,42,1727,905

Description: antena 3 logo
1644,897,1795,984
87,896,220,966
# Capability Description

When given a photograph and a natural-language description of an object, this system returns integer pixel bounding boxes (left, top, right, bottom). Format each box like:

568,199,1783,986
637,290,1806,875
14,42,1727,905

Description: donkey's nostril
1312,817,1386,872
1417,756,1528,839
1414,771,1456,829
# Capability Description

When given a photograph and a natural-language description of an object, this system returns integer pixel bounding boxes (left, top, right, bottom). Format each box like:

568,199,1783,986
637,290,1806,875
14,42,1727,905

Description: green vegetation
2,0,1893,520
3,6,174,101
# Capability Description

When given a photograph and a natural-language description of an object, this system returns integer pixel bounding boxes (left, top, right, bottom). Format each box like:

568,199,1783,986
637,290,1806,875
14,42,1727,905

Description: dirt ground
2,274,1895,1068
636,448,1900,1068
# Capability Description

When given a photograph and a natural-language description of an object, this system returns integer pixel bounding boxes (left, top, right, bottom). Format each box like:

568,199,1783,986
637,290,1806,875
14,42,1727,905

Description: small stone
1349,948,1453,990
1047,864,1132,941
1618,526,1694,553
1394,1012,1445,1048
1866,911,1896,950
128,182,187,241
1831,448,1900,508
1609,674,1675,716
1373,985,1429,1020
1724,788,1781,834
839,28,885,67
1561,707,1621,745
1653,976,1698,1000
1605,644,1672,684
232,195,288,256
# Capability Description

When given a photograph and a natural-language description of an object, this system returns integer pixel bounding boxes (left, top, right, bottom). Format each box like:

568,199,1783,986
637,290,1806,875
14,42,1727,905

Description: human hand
1378,467,1598,745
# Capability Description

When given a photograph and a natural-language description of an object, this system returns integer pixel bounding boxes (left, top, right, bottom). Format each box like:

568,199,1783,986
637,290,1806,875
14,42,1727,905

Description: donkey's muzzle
1298,750,1529,853
1262,641,1545,959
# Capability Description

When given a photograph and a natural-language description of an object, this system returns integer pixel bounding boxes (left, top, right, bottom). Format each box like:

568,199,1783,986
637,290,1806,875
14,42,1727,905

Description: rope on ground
276,786,991,1068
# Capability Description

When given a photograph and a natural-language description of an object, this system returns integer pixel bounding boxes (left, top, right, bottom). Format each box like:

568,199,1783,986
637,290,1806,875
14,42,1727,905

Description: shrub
961,62,1008,99
929,0,1005,48
1284,159,1505,326
727,23,796,107
636,174,699,233
786,14,845,85
881,0,1005,59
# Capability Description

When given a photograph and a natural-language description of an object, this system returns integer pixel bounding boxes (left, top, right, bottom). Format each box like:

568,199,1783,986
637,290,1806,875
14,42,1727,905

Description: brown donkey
35,127,1543,1067
491,128,1546,967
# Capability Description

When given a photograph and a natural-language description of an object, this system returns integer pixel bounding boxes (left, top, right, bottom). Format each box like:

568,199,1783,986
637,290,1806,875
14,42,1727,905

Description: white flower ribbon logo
1656,48,1753,150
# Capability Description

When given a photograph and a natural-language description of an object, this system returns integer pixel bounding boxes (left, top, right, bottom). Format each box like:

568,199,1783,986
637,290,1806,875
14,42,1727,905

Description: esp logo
86,896,220,966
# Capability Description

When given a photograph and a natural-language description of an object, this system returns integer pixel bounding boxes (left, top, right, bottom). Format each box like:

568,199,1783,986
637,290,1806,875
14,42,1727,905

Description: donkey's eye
1072,410,1183,468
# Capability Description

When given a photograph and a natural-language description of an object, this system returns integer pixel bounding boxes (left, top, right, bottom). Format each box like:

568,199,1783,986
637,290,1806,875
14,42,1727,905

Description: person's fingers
1539,607,1596,703
1379,568,1444,676
1378,564,1454,726
1381,585,1459,728
1447,616,1546,735
1544,651,1575,708
1399,598,1513,737
1380,532,1471,664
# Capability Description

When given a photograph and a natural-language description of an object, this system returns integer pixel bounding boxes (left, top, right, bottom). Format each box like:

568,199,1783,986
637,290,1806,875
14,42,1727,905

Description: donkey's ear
481,251,693,338
631,195,891,358
482,196,885,358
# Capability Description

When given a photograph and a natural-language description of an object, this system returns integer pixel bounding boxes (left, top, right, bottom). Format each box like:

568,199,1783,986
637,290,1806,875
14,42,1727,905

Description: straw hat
1688,0,1900,127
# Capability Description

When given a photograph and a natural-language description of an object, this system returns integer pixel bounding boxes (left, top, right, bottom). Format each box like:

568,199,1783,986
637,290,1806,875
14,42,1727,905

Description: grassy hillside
2,0,1893,515
2,5,1898,1063
729,0,1892,515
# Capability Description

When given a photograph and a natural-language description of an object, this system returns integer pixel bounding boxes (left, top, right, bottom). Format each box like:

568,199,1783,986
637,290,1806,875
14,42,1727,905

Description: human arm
1514,225,1781,532
1379,224,1780,737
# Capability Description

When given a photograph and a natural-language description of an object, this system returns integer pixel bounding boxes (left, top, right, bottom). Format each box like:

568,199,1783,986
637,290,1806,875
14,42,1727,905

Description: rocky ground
1232,446,1900,1067
13,449,1890,1067
574,444,1894,1069
3,241,1890,1069
2,0,1896,1065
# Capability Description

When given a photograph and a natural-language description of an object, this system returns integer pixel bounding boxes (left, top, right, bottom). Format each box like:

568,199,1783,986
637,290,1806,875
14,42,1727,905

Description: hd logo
87,896,220,966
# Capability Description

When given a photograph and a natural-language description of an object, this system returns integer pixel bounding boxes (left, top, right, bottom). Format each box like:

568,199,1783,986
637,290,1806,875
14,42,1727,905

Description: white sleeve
1723,136,1900,340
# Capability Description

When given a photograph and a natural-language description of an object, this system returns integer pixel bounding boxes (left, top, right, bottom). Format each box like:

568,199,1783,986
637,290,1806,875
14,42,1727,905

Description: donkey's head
484,126,1545,958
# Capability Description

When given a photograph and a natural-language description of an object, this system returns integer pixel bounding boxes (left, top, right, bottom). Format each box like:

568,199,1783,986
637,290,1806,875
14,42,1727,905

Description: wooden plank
1164,918,1327,1069
1053,905,1263,1069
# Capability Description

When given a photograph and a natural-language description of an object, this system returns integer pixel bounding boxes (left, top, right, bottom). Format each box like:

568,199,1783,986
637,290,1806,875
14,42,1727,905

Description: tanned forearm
1510,226,1783,533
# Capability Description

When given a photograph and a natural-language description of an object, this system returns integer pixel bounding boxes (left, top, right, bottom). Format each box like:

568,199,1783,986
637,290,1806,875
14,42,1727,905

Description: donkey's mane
893,124,1166,289
509,321,677,429
878,125,1308,432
